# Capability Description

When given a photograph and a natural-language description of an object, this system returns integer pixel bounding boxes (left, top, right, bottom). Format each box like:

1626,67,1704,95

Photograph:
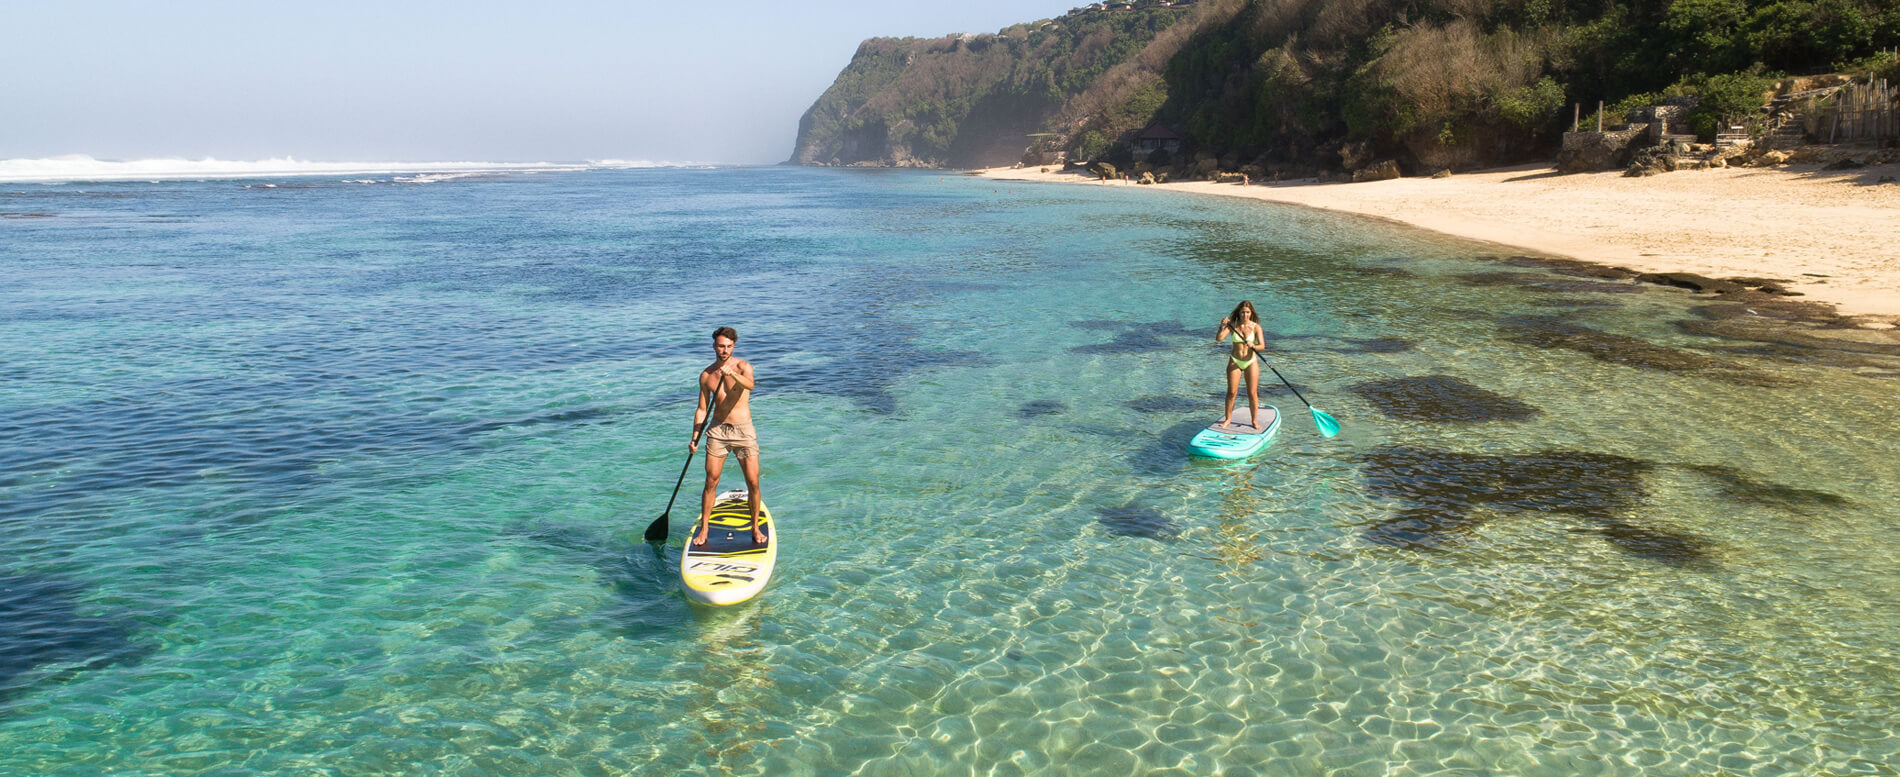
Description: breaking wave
0,155,707,183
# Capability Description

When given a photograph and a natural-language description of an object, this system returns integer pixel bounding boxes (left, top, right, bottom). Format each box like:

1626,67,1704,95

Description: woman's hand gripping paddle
644,383,721,544
1266,364,1341,438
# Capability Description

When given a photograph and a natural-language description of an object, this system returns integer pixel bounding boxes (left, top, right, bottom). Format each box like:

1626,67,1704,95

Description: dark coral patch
1340,338,1415,353
1018,399,1067,417
1097,503,1179,541
1352,267,1417,278
1530,298,1625,310
1,574,151,698
1070,319,1199,337
1363,508,1489,549
1458,271,1555,287
1123,395,1207,414
1272,334,1415,354
1458,272,1642,295
1348,375,1542,423
1537,279,1643,295
1683,464,1850,513
1589,521,1715,569
1500,315,1788,385
1070,320,1201,354
1498,255,1640,280
1072,331,1174,354
1359,446,1710,566
1361,446,1651,524
1678,305,1900,377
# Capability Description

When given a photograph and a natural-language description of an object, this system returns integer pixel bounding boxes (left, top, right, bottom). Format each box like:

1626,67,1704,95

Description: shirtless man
690,326,764,547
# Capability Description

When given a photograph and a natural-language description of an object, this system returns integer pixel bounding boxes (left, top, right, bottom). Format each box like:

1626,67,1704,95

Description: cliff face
793,0,1900,174
789,7,1193,168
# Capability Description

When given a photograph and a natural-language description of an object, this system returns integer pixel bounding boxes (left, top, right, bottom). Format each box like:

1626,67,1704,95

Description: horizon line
0,155,743,184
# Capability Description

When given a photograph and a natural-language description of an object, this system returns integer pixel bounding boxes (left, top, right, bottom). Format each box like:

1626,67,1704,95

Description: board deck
1186,404,1281,459
680,490,777,606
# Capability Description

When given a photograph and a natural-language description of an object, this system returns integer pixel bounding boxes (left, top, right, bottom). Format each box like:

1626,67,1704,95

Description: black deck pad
697,516,768,553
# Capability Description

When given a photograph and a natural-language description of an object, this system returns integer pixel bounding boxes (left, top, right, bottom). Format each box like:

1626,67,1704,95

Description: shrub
1496,77,1566,130
1607,91,1663,124
1682,72,1775,138
1072,129,1110,161
1838,49,1899,79
1746,0,1875,73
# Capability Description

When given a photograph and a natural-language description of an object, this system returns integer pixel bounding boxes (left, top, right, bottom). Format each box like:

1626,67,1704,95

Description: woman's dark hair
1227,301,1256,325
713,326,738,342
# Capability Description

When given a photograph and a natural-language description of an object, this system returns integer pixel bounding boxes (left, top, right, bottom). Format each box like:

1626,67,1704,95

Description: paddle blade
643,513,670,544
1311,408,1341,438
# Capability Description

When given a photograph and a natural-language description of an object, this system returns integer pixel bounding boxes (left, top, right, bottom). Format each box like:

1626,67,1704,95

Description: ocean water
3,167,1897,776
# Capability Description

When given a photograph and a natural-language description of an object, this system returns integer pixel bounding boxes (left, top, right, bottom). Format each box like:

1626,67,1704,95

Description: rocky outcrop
1352,160,1401,182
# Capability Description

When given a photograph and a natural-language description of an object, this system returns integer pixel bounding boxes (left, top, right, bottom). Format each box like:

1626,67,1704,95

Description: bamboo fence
1825,79,1897,142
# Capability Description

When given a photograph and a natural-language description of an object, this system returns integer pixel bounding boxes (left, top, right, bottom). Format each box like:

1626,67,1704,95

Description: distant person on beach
1216,301,1266,430
690,326,765,547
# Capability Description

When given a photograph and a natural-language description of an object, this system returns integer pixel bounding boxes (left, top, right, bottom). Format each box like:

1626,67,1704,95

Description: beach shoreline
978,161,1900,326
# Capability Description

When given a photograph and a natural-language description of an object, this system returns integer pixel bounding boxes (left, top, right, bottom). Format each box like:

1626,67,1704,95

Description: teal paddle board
1187,404,1280,459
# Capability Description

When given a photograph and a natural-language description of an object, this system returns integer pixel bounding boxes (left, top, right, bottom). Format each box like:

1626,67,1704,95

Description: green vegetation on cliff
789,7,1192,168
792,0,1900,172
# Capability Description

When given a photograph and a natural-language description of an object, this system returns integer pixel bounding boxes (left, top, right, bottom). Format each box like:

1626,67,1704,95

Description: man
690,326,764,547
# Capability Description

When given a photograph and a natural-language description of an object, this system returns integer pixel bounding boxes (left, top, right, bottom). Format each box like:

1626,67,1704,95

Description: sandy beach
981,162,1900,324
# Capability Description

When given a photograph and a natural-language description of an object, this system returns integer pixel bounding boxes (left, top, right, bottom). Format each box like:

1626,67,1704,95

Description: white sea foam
0,155,602,183
589,158,666,169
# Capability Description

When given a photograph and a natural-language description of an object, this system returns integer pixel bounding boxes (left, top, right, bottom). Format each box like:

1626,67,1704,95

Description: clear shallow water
3,168,1897,776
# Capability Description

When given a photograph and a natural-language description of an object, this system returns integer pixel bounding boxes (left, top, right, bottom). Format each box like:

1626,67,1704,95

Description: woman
1216,300,1265,430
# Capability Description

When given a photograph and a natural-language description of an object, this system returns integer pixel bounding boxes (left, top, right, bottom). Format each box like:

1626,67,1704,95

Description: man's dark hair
713,326,738,342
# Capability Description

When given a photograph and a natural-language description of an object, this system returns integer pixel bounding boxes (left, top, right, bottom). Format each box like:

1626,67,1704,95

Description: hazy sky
1,1,1081,164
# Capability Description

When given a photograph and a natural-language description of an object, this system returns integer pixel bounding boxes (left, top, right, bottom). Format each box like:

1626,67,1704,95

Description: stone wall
1557,128,1648,172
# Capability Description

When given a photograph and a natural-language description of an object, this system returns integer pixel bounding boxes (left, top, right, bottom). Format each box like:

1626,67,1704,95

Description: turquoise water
4,167,1897,776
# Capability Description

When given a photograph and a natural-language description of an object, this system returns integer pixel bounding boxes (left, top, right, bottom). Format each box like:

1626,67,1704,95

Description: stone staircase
1758,86,1847,148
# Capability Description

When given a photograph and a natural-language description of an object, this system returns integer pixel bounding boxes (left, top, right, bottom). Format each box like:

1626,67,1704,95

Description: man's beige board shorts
707,421,758,460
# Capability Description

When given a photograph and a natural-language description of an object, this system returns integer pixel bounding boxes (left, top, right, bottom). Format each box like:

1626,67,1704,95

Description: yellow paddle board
680,490,776,605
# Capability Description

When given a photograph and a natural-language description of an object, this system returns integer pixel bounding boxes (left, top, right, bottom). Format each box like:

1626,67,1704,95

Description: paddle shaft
645,380,723,543
1265,364,1315,409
